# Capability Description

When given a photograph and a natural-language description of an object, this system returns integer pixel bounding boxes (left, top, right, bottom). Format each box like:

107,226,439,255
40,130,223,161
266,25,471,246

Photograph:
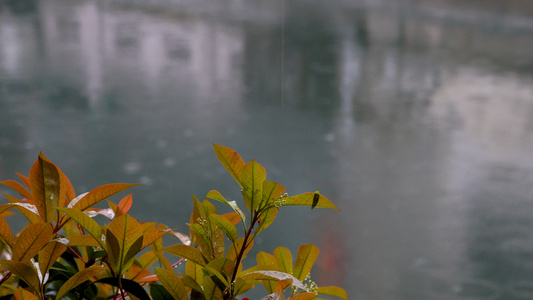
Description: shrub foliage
0,144,346,299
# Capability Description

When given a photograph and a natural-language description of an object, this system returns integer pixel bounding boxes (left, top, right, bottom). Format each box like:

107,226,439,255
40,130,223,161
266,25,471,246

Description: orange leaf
71,183,139,211
213,144,245,188
221,212,241,225
29,153,66,223
2,196,41,224
12,287,40,300
0,180,33,201
0,215,13,248
289,292,318,300
116,194,133,217
16,173,31,188
13,223,53,263
105,214,143,275
38,240,67,275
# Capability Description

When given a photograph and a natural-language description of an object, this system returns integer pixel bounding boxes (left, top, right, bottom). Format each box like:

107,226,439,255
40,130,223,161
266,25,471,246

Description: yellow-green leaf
13,223,53,263
262,181,286,208
0,260,41,297
209,214,238,242
185,260,204,286
38,241,67,275
213,144,245,188
0,180,33,201
154,268,188,300
29,153,65,223
0,215,13,248
56,266,106,299
227,237,253,263
164,244,207,266
317,286,348,300
290,292,318,300
274,246,293,274
241,160,266,212
256,251,278,293
203,266,229,289
206,191,247,226
293,244,319,281
58,208,105,248
66,235,101,247
239,271,306,291
70,183,139,211
255,207,278,235
282,193,339,210
105,214,143,275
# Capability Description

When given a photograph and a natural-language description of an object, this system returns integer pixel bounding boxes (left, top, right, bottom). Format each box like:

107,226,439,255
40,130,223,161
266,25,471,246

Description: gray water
2,0,533,299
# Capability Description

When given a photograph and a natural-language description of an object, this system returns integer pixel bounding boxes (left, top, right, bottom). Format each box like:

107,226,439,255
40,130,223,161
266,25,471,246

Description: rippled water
2,0,533,298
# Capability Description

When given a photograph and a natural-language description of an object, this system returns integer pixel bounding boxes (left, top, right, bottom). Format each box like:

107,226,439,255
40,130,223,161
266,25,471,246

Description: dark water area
2,0,533,298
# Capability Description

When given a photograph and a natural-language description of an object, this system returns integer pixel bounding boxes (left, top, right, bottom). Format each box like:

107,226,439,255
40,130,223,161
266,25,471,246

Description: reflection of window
56,14,80,44
164,36,190,62
115,22,139,55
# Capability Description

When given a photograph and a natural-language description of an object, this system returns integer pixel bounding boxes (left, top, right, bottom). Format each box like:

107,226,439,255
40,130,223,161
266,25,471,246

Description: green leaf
150,283,175,299
38,240,67,276
96,277,151,300
273,246,293,274
105,214,144,275
213,144,245,188
12,223,53,263
70,183,139,211
233,277,253,295
206,190,246,226
293,244,319,281
29,153,65,223
202,266,229,291
182,275,204,294
282,193,339,210
311,191,320,210
154,268,188,300
58,208,105,248
164,244,207,266
209,214,238,242
0,259,41,297
0,215,13,248
202,276,224,299
317,286,348,300
0,180,33,201
241,160,267,212
55,266,106,299
185,260,204,286
238,270,306,291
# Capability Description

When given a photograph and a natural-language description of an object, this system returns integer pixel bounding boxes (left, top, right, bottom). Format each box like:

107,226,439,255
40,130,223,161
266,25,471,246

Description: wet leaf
209,214,238,242
293,244,319,281
66,235,101,247
29,153,66,223
239,271,306,291
13,223,53,263
282,193,339,210
241,160,267,212
4,195,41,223
255,207,278,235
262,181,286,208
0,259,41,297
58,208,105,248
38,240,67,275
164,244,207,266
213,144,245,188
274,246,293,274
70,183,139,211
154,268,188,300
206,190,246,225
317,286,348,300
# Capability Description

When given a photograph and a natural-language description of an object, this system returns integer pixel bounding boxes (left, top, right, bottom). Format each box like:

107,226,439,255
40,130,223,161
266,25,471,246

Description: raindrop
123,162,141,174
140,176,153,185
164,157,176,167
324,133,335,142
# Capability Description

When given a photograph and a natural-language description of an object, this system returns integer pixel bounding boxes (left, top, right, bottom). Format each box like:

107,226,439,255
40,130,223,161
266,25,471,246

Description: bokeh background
2,0,533,298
